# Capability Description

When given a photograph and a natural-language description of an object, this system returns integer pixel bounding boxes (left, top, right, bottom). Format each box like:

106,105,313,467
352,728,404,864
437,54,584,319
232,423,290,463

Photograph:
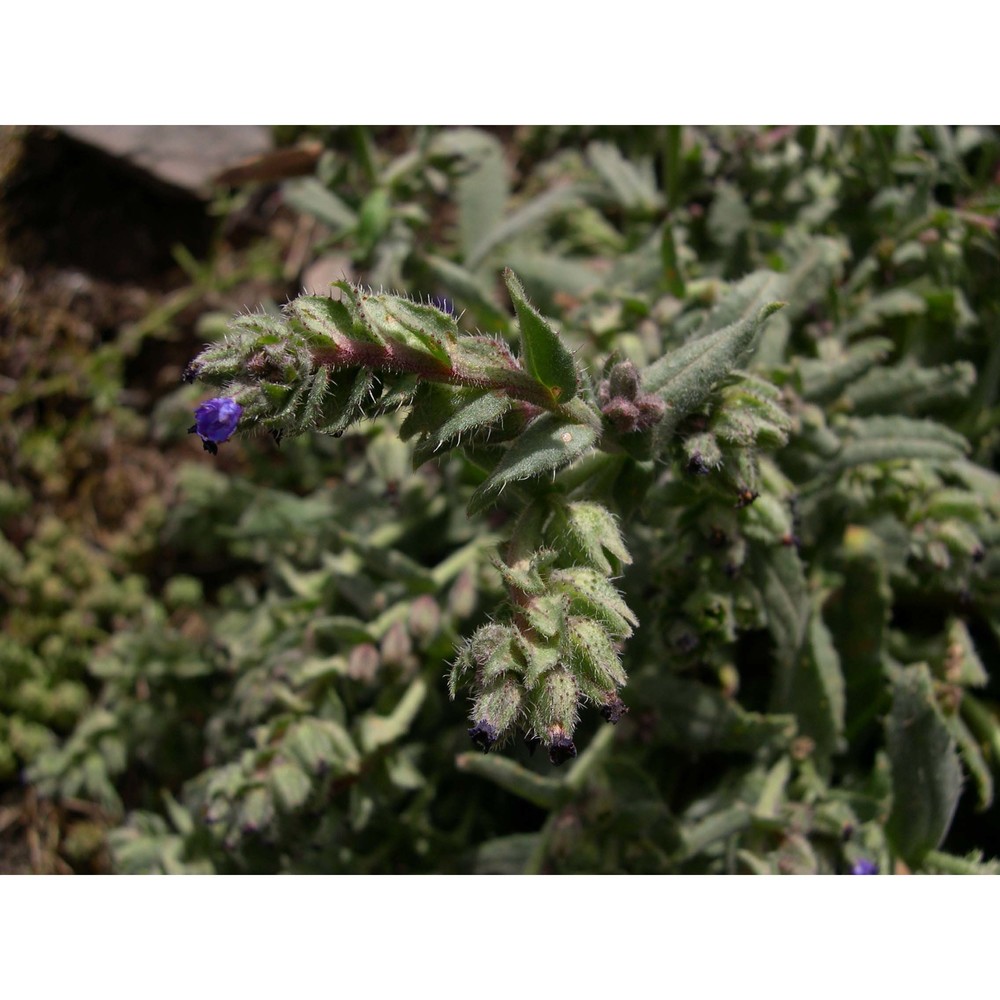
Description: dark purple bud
548,733,577,766
601,397,641,433
468,720,498,753
850,859,878,875
191,397,243,452
636,394,666,426
686,452,712,476
181,361,201,384
607,360,641,400
600,695,628,725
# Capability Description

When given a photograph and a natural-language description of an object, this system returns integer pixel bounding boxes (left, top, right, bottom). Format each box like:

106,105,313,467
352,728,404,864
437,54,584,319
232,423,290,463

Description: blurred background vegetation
1,125,998,873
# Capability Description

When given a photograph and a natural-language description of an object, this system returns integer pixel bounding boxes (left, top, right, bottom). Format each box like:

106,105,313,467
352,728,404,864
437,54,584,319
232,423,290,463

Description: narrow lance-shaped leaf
467,185,581,270
886,663,963,864
429,128,508,266
832,416,968,472
647,298,784,447
503,268,578,404
587,141,662,213
751,545,809,673
844,360,976,415
281,178,358,230
775,604,846,771
797,338,893,403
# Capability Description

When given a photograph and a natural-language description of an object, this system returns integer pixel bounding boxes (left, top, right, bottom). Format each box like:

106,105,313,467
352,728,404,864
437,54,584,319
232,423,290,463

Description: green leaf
501,250,603,303
288,292,383,347
750,545,809,669
777,605,846,769
455,752,566,810
566,616,627,695
472,833,542,874
949,713,993,810
554,500,632,575
694,270,786,338
430,128,508,265
886,663,963,864
357,677,427,754
778,235,847,322
549,565,638,640
420,254,508,327
468,415,597,515
587,141,661,213
285,718,360,776
844,361,976,415
282,178,358,230
921,850,1000,875
797,338,894,403
466,185,581,270
833,416,968,471
647,294,783,444
269,761,312,812
503,268,578,404
707,182,751,248
660,223,685,298
411,388,513,467
358,295,456,366
838,288,927,339
640,674,795,753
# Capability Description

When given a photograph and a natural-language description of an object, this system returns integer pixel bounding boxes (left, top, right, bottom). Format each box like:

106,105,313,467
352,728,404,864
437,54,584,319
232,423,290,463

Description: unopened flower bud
380,621,413,668
607,360,641,401
408,595,442,645
347,643,380,683
448,568,477,620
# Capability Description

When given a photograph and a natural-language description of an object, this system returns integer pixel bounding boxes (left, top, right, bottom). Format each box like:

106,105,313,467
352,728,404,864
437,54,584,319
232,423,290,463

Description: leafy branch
185,267,784,760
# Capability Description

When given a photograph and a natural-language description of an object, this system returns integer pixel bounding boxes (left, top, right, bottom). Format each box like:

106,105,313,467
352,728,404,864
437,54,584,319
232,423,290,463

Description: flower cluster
597,360,666,434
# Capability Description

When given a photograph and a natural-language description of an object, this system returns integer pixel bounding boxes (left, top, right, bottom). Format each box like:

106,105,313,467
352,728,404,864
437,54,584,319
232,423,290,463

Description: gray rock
60,125,272,198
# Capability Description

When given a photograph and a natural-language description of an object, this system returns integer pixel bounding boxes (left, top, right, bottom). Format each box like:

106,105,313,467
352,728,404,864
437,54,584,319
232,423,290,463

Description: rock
60,125,272,199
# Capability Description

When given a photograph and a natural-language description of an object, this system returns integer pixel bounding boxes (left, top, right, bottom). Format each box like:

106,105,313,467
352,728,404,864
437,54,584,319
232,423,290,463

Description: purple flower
468,720,498,753
189,397,243,455
850,859,878,875
548,733,577,766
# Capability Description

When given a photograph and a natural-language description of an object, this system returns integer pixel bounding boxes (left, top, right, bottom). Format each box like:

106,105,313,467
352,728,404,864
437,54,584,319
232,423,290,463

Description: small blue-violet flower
189,397,243,455
850,859,878,875
468,720,498,753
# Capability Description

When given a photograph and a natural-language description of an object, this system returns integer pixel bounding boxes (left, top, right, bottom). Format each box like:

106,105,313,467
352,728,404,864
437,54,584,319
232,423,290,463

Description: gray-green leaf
886,663,963,864
468,415,597,515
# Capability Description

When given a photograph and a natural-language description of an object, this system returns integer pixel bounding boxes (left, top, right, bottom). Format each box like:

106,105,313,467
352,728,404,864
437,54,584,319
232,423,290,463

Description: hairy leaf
886,664,963,863
503,268,578,404
647,297,784,444
468,416,598,515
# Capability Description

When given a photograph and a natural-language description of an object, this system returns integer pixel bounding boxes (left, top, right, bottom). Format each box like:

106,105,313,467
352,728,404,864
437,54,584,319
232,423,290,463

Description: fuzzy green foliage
8,126,1000,874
